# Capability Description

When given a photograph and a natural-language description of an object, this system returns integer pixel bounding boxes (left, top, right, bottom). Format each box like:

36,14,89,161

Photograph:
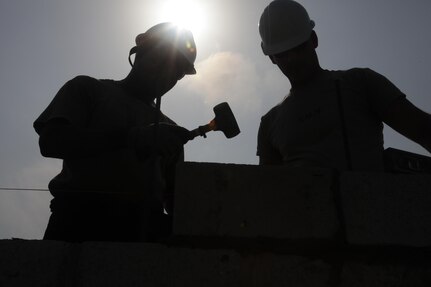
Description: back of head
259,0,315,55
129,22,197,74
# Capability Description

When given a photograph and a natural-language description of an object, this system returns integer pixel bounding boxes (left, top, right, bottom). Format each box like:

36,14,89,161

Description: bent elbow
38,134,62,159
38,136,52,158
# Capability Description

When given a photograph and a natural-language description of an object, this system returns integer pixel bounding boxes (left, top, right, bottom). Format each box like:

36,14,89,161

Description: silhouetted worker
257,0,431,170
34,23,196,242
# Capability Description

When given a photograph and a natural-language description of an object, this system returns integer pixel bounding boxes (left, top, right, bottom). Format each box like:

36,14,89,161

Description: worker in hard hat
257,0,431,170
34,23,196,242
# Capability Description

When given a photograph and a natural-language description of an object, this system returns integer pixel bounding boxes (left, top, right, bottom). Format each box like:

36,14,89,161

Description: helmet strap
128,46,138,67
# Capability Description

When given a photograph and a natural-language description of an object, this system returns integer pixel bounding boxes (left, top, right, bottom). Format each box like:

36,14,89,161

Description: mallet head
212,102,240,138
188,102,240,140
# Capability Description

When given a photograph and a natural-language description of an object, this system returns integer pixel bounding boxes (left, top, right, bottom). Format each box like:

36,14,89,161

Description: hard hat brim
184,65,197,75
261,20,315,56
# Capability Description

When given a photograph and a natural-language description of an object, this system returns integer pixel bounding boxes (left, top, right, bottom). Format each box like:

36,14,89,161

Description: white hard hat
259,0,315,56
130,23,197,74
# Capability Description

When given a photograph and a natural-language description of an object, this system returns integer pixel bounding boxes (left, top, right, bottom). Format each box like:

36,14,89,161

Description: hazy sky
1,0,430,239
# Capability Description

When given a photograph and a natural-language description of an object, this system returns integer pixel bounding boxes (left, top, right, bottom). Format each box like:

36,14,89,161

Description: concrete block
78,242,241,287
340,261,431,287
173,162,339,241
5,240,431,286
340,172,431,247
239,253,332,287
78,242,333,287
1,240,333,287
0,240,72,287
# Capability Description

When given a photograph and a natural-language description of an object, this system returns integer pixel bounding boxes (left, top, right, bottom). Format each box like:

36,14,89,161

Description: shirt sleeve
33,76,97,134
257,112,282,164
360,68,406,118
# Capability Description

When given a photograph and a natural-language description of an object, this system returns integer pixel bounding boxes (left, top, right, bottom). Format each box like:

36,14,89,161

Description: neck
290,66,324,89
119,73,155,104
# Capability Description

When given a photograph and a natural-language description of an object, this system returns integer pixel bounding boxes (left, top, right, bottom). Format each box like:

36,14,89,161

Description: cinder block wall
174,163,431,247
1,162,431,287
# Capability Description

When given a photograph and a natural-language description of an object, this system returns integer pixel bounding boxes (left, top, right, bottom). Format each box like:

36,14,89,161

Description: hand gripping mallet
189,102,240,140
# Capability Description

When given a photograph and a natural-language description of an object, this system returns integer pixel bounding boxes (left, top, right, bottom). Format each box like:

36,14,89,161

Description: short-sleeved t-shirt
34,75,178,196
257,68,406,171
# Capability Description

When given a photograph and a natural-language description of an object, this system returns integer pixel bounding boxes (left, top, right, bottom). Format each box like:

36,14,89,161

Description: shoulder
332,68,400,95
57,75,101,94
51,75,112,109
69,75,100,85
342,68,402,93
335,67,391,84
260,92,294,127
58,76,113,98
65,75,104,90
338,68,405,114
261,103,282,124
331,67,376,81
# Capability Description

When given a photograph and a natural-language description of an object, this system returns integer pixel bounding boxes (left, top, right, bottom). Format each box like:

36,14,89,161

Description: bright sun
159,0,207,36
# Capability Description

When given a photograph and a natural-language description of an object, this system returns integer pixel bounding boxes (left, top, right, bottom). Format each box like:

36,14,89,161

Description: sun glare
160,0,207,36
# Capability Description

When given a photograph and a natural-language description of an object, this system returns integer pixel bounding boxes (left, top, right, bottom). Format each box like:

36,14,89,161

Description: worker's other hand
128,123,190,159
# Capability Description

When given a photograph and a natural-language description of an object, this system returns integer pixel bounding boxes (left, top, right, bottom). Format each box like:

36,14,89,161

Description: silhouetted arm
257,118,283,165
38,119,190,160
38,119,128,160
382,97,431,153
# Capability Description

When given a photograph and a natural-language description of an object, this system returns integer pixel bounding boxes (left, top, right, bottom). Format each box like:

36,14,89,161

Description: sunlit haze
158,0,207,37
